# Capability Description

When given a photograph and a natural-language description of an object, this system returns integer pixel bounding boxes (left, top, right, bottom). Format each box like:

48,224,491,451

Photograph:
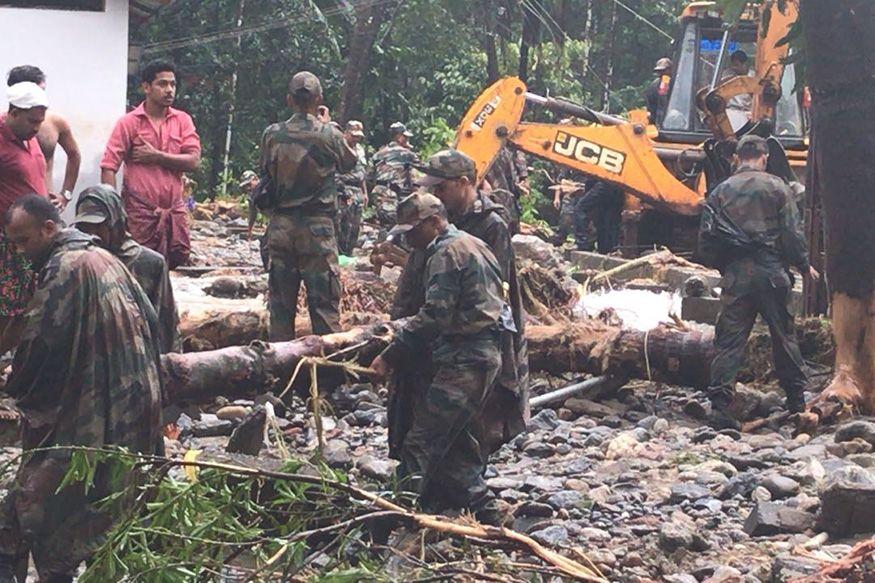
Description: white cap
7,82,48,109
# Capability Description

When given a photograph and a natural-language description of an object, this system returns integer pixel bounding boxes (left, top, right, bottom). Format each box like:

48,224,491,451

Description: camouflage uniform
485,148,527,233
74,186,182,354
370,140,420,226
381,210,505,511
260,112,357,340
698,152,810,410
578,180,625,254
0,229,163,580
336,142,368,255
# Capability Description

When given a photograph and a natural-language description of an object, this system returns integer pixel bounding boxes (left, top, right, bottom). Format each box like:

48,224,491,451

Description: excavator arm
455,77,702,216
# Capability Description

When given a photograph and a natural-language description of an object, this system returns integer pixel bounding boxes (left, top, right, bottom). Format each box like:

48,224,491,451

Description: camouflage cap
414,148,477,187
73,185,126,229
346,120,365,138
289,71,322,96
239,170,258,188
389,121,413,137
736,134,769,157
653,57,672,72
388,191,445,237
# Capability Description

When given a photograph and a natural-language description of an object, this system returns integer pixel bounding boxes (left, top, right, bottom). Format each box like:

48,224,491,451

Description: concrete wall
0,0,129,215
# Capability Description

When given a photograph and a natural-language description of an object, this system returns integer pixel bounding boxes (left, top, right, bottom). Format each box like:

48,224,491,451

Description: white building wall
0,0,129,214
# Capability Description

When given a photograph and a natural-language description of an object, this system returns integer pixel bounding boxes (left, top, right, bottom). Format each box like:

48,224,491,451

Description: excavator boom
454,77,702,216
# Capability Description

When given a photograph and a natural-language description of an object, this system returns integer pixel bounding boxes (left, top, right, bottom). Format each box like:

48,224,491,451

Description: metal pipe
530,375,612,409
525,93,626,127
710,28,732,90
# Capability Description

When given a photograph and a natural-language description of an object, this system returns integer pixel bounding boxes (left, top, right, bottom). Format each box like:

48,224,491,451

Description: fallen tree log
162,320,715,404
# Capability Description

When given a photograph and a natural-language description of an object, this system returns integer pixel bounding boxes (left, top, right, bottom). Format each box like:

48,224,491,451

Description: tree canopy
132,0,687,198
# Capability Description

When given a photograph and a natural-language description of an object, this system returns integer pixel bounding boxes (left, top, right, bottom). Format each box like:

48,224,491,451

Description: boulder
743,502,814,536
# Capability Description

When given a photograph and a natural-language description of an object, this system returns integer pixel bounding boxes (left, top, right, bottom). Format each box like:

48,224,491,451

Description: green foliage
135,0,688,200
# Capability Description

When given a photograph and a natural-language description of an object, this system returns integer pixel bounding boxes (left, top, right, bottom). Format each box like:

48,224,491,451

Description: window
0,0,105,10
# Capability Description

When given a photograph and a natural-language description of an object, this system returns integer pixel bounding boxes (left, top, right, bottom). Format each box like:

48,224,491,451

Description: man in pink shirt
0,81,49,352
101,61,201,269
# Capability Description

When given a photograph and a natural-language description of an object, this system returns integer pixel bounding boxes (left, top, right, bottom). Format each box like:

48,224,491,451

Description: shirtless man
6,66,80,208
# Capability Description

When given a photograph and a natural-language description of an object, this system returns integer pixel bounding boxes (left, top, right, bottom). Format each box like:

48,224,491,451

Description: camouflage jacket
118,238,182,354
699,167,809,294
370,141,420,191
7,228,163,454
260,113,357,214
392,193,529,398
382,225,505,365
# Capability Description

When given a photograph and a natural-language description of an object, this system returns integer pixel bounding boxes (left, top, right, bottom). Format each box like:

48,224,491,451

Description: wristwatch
61,190,73,202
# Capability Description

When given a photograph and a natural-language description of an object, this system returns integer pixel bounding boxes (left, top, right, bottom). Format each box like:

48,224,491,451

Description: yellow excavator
455,0,805,251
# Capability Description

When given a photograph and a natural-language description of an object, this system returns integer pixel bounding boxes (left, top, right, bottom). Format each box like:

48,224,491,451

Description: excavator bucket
454,77,528,183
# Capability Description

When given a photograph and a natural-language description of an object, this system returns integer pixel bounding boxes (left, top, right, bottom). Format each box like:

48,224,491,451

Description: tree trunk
518,5,540,82
802,0,875,413
601,0,619,111
483,0,500,82
163,320,715,404
338,3,389,122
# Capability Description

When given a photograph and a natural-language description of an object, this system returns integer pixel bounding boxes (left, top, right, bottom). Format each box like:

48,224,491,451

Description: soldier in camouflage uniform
260,71,357,340
0,194,163,581
415,149,529,454
370,192,507,517
72,184,182,354
370,122,420,226
484,147,528,234
335,120,368,255
698,135,819,430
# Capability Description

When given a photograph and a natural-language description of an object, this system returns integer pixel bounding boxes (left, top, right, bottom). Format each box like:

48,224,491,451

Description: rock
564,398,616,418
518,502,554,517
834,420,875,447
604,431,642,460
191,413,235,438
669,483,711,503
693,498,723,513
564,478,590,492
786,443,828,461
761,475,801,499
216,405,249,421
579,527,611,542
664,576,698,583
528,409,561,431
530,525,569,546
692,426,719,444
846,453,875,469
513,235,564,269
743,502,814,536
827,437,873,457
658,522,694,553
818,465,875,535
254,392,287,418
770,553,822,581
225,407,267,455
720,472,759,500
727,384,764,422
486,477,524,490
322,440,352,468
356,455,396,481
751,485,772,503
524,475,563,492
545,490,583,510
522,441,555,458
704,566,743,583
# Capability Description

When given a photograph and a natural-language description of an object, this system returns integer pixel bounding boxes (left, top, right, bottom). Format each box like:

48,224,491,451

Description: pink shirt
100,102,201,209
0,116,47,216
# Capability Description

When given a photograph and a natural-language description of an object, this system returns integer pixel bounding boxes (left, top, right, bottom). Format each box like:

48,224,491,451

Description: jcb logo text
553,131,626,174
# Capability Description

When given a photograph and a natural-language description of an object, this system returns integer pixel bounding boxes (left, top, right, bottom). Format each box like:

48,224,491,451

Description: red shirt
0,116,47,216
100,103,201,268
100,102,200,209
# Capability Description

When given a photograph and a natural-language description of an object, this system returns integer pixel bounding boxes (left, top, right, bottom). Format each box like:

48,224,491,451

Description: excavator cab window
660,14,804,145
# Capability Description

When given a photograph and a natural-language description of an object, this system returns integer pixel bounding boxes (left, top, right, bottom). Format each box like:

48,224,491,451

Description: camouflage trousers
0,453,115,581
395,336,501,512
267,213,342,341
556,196,594,251
336,189,364,256
709,285,807,406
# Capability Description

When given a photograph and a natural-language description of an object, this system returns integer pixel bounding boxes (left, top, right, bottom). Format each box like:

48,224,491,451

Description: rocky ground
165,205,875,581
4,204,872,581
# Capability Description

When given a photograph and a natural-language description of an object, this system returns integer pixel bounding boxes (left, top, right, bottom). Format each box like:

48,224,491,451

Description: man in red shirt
100,61,201,269
0,81,49,352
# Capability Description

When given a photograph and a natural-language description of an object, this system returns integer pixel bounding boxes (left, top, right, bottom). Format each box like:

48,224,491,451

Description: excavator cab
659,2,806,149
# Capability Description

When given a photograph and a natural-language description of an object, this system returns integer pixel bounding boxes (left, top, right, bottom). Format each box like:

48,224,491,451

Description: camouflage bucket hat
346,120,365,138
389,121,413,137
239,170,258,188
414,148,477,187
389,191,445,237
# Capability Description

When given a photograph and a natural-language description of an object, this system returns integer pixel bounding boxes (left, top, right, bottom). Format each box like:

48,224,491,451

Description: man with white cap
0,81,50,352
